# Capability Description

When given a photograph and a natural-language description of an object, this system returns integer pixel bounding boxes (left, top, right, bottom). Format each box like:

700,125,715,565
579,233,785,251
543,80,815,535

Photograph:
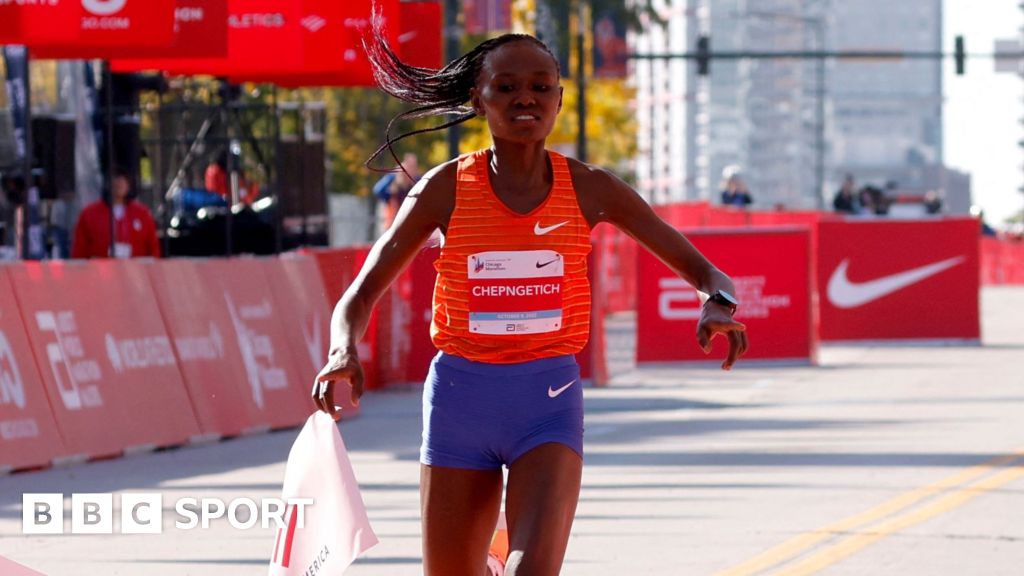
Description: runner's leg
503,443,583,576
421,464,504,575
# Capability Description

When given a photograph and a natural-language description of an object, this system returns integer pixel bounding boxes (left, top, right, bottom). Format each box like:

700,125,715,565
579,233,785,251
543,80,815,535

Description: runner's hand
696,304,749,371
312,349,364,421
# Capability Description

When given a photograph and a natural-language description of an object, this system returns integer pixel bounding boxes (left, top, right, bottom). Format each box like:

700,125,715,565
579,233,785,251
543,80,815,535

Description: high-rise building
633,0,945,209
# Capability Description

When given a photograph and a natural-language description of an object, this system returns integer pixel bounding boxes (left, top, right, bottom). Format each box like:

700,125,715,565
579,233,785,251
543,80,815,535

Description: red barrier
147,259,287,436
9,261,201,459
637,228,816,364
578,241,609,385
704,207,751,228
404,246,440,384
817,219,980,341
265,255,361,417
0,268,68,471
594,224,638,314
653,201,710,229
981,236,1024,285
307,247,380,391
194,258,315,428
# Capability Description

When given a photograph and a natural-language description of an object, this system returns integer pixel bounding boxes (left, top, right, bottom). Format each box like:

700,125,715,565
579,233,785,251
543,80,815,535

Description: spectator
719,165,753,208
205,150,260,204
832,174,859,214
72,168,160,259
205,151,229,198
924,190,943,215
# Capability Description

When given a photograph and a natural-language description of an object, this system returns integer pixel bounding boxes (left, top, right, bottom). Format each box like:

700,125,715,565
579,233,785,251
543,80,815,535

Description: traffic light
696,35,710,76
954,35,965,75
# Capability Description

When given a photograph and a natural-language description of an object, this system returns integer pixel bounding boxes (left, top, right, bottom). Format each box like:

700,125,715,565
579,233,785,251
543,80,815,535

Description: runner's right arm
312,161,456,419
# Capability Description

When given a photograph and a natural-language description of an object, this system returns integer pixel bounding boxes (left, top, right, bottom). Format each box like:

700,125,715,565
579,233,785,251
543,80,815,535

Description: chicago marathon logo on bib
468,250,564,335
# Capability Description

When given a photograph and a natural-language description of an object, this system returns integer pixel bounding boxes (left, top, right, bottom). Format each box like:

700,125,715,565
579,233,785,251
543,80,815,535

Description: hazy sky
944,0,1023,225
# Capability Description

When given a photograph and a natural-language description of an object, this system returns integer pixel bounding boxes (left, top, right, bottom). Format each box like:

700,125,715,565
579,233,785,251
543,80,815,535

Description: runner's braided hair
364,25,560,171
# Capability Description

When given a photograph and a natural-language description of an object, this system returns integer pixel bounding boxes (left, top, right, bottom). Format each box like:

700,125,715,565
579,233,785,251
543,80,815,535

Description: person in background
72,167,160,259
719,165,753,208
205,151,229,198
832,174,859,214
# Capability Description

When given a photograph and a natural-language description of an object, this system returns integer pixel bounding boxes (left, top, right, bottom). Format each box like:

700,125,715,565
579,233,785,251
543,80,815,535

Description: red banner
147,259,282,437
197,258,316,427
981,236,1024,285
817,218,980,341
2,0,176,49
264,255,361,416
9,261,201,459
637,228,816,364
113,0,399,86
404,246,440,384
35,0,227,60
307,246,381,391
593,224,637,313
0,269,68,472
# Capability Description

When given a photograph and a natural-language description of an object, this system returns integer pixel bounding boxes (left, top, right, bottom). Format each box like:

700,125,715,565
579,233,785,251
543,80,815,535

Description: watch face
717,290,739,306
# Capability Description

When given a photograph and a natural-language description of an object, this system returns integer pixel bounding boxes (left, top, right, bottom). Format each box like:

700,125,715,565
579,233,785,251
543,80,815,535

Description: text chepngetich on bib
467,250,565,335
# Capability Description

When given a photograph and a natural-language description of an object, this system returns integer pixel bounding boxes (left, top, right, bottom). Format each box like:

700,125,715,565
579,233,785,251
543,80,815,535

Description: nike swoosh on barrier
534,221,569,235
827,256,965,309
548,380,576,398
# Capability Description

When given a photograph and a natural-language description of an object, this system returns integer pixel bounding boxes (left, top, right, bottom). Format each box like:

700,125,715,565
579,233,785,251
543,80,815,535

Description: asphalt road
1,287,1021,575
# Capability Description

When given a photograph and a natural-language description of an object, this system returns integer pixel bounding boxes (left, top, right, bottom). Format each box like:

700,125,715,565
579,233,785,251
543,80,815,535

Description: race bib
467,250,564,335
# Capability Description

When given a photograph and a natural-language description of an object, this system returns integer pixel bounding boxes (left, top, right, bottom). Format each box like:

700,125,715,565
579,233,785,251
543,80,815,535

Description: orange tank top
431,149,592,364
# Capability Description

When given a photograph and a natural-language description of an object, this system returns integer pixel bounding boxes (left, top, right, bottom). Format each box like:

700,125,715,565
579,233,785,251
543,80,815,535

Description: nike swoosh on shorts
548,380,576,398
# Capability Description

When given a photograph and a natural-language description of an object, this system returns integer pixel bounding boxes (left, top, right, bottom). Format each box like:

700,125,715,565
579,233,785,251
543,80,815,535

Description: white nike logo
534,221,569,235
548,380,576,398
827,256,965,309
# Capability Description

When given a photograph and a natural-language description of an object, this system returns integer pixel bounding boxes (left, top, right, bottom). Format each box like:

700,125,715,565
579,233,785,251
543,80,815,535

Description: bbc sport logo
22,493,313,534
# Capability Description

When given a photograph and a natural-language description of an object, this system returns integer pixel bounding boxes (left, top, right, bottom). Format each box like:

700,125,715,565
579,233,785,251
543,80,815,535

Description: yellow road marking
773,463,1024,576
715,451,1024,576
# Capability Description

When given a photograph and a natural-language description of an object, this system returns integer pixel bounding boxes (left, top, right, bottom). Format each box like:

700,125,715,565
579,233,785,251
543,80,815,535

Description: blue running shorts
420,352,584,470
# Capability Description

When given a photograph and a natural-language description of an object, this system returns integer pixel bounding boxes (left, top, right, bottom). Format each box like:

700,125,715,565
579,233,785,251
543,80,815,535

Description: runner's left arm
571,161,749,369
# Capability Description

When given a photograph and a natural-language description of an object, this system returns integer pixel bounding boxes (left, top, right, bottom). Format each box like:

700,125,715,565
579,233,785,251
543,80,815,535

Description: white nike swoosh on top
827,256,965,309
534,221,569,235
548,380,576,398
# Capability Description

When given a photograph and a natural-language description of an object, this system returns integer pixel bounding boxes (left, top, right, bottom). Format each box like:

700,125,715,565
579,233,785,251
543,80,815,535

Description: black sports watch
706,289,739,315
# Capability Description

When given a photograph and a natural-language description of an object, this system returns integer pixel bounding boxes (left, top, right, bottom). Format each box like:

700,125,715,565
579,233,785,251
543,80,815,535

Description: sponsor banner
577,241,608,385
3,0,176,49
112,0,399,85
981,236,1024,285
35,0,227,59
818,219,980,341
306,247,380,391
652,201,710,229
0,268,68,471
265,255,361,416
198,258,313,427
0,1,79,45
404,246,439,384
399,1,442,69
9,260,200,458
146,259,277,436
594,224,637,313
637,228,816,364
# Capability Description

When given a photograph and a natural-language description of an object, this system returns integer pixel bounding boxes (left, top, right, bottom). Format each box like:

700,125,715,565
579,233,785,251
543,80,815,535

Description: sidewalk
0,287,1021,575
